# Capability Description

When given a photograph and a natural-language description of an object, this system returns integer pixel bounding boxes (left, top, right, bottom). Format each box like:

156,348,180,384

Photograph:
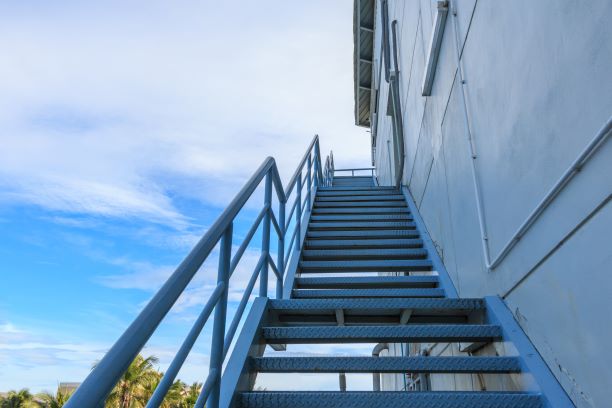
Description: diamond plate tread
310,214,413,221
305,238,423,249
313,207,409,215
301,248,427,260
262,324,502,343
268,298,485,311
250,356,522,373
316,195,405,202
306,230,420,239
299,259,433,272
314,201,406,208
295,275,438,288
292,288,445,298
237,391,543,408
308,221,416,230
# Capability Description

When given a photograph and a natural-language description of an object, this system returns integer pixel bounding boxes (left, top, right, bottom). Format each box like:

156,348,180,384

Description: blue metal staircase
65,138,574,408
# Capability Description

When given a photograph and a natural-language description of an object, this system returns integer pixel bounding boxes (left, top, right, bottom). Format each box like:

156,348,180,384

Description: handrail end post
259,173,273,298
207,223,233,408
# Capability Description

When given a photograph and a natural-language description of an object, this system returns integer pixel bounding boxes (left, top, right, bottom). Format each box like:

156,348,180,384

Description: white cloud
94,258,176,291
0,0,370,227
0,0,372,393
0,321,107,392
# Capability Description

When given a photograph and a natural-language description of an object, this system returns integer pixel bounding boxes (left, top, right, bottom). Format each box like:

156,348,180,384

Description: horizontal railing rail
65,135,328,408
334,167,376,177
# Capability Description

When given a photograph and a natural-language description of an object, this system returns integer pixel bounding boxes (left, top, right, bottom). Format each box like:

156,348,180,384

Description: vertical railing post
276,199,285,299
260,173,272,298
206,223,232,408
306,154,312,210
296,170,303,248
313,149,319,188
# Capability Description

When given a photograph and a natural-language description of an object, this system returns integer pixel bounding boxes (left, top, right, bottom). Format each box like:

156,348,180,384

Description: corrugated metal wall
370,1,612,407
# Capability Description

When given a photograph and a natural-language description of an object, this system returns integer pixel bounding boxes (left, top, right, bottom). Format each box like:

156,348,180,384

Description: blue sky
0,0,372,392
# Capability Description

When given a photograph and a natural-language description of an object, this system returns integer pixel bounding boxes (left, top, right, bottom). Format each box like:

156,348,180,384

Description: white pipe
489,115,612,269
451,1,612,271
372,343,389,391
450,3,492,267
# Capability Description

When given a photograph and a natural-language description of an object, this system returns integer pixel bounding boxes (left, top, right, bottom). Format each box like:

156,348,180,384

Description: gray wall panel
370,0,612,405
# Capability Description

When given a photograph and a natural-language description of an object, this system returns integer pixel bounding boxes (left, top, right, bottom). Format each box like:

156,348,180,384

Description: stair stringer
401,186,458,298
483,296,574,408
220,297,269,408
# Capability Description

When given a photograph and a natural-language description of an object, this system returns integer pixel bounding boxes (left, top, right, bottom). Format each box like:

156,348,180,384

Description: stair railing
323,150,334,186
65,135,325,408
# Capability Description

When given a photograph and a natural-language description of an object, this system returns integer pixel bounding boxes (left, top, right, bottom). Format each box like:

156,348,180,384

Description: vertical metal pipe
372,343,389,391
306,154,312,210
295,171,303,248
206,224,233,408
276,199,285,299
381,0,391,82
390,19,405,189
260,174,272,297
450,5,491,267
339,372,347,392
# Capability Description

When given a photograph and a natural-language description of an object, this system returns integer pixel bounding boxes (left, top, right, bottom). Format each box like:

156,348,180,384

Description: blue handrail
323,150,334,186
65,135,326,408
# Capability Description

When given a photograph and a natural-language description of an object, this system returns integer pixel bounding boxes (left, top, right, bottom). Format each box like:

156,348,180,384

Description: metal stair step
237,391,543,408
305,238,423,249
333,176,374,180
308,221,416,230
312,207,409,214
262,324,502,343
302,248,427,260
267,298,484,324
314,201,406,208
292,288,445,298
299,259,432,272
269,297,484,311
317,190,400,197
332,178,374,182
295,275,438,288
316,195,404,202
332,182,374,186
329,184,375,187
310,214,412,221
250,356,522,373
317,186,396,191
307,230,420,239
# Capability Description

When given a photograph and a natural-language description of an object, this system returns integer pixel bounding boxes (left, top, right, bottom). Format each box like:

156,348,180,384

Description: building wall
369,1,612,407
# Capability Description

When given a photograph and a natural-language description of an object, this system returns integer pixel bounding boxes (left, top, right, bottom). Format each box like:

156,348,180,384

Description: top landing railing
66,135,329,408
322,151,376,185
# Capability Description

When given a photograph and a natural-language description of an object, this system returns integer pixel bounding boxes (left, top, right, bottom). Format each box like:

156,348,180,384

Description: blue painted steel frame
65,136,326,408
401,186,459,298
220,297,269,408
484,296,575,407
